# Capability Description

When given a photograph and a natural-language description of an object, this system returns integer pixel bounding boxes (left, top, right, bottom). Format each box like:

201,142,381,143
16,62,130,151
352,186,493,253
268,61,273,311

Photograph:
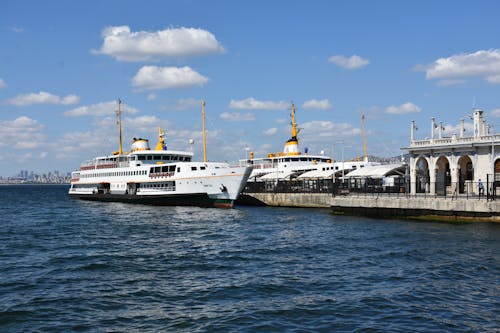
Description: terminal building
405,109,500,196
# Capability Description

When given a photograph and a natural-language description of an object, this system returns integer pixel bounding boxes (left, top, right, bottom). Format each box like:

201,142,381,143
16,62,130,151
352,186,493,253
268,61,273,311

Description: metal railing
243,176,498,200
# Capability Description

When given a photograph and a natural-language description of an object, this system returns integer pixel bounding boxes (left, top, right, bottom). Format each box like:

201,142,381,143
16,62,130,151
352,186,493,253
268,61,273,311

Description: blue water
0,185,498,332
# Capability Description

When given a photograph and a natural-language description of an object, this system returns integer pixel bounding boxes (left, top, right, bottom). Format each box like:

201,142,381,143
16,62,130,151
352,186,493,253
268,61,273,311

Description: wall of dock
331,195,500,220
239,192,500,221
237,193,331,208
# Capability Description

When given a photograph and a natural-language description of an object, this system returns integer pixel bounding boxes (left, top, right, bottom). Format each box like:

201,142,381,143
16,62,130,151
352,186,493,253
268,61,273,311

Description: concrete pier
238,192,500,222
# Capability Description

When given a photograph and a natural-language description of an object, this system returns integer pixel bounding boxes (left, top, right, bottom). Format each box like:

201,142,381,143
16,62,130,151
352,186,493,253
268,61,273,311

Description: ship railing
149,172,174,178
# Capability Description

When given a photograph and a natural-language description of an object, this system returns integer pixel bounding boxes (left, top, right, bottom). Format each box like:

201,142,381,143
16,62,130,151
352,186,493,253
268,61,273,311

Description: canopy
344,163,406,179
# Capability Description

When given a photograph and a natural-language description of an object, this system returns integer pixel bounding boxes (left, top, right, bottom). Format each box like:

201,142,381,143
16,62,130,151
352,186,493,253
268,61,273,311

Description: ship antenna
116,98,123,155
362,113,368,162
291,101,298,139
202,100,207,162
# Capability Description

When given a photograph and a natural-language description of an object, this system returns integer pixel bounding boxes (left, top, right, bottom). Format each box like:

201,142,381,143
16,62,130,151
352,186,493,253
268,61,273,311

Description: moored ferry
69,100,252,208
240,102,374,181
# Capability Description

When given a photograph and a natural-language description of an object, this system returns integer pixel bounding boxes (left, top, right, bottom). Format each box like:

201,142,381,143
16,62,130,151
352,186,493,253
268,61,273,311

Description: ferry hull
69,193,235,208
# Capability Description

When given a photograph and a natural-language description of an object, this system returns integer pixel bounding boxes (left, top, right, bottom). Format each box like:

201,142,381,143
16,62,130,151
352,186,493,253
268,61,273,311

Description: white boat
69,100,252,208
240,102,373,181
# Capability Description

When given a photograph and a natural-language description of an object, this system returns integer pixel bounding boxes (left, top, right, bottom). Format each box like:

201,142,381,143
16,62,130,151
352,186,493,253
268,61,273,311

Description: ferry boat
69,100,252,208
240,102,373,181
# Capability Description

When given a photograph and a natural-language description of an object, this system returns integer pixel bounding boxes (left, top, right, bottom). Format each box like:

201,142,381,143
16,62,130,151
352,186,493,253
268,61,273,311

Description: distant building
404,109,500,196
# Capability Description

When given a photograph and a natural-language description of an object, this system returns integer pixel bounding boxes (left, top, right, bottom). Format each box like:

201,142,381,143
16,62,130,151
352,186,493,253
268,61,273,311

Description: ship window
147,156,152,160
169,165,176,172
200,166,206,170
138,155,146,161
191,166,197,171
177,167,180,172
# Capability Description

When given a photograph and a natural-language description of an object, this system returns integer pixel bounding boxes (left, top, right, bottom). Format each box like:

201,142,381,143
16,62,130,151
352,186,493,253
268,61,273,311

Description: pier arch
495,159,500,176
434,156,450,196
457,155,473,194
415,156,429,193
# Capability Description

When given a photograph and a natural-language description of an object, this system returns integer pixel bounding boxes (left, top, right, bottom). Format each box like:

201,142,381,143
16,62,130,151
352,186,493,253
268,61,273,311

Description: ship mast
116,98,123,155
291,102,298,139
202,100,207,162
361,113,368,162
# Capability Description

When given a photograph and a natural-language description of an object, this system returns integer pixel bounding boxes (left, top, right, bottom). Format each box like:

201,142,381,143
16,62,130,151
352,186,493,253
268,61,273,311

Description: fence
243,176,498,200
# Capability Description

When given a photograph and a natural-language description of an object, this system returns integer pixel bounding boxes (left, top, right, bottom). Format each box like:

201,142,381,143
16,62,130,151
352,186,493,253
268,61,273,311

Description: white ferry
69,100,252,208
240,102,373,181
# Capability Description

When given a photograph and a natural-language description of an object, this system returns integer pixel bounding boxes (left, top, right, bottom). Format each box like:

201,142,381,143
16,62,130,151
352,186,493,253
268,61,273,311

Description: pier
238,181,500,222
238,108,500,222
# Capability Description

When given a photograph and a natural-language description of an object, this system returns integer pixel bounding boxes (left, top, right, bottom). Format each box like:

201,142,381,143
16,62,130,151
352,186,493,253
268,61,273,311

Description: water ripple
0,186,499,332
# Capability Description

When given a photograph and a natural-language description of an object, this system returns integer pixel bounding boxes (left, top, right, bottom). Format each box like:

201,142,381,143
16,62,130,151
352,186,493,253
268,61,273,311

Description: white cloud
418,49,500,84
64,100,139,117
92,25,225,61
229,97,288,110
328,54,369,69
263,127,278,136
443,122,474,136
0,78,6,89
301,121,361,138
146,93,156,101
386,102,421,115
490,108,500,118
173,98,202,111
296,120,362,156
131,66,208,90
0,116,45,149
302,99,332,110
7,91,80,106
220,112,255,122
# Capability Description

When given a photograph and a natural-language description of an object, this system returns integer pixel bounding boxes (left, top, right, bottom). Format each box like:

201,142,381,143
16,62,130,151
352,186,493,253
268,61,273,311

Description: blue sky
1,0,500,176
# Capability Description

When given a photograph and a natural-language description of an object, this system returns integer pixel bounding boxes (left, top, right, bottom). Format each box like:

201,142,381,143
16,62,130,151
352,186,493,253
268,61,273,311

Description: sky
1,0,500,176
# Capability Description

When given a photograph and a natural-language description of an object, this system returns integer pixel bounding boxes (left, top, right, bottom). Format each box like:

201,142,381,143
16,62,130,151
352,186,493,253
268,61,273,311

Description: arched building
404,109,500,196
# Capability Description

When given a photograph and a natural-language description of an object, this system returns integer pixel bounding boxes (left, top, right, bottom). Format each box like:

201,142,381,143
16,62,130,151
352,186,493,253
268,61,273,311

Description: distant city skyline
1,1,500,176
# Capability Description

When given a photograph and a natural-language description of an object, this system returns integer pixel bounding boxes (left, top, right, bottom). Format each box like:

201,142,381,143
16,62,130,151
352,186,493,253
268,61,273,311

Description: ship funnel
131,138,150,152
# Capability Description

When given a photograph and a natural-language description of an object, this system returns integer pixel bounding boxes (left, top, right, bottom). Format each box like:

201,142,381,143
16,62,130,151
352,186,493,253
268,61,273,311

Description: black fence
243,176,498,200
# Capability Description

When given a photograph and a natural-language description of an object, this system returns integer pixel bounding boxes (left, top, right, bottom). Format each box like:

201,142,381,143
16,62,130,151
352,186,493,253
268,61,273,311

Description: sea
0,185,498,332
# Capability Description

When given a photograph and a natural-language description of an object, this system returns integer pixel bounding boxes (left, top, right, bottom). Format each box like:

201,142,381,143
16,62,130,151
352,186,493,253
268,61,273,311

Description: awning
344,163,406,179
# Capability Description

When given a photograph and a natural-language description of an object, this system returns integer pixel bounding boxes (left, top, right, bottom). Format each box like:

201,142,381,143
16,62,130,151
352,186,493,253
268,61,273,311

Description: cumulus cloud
443,122,474,136
302,99,332,110
0,78,6,89
64,100,139,117
417,49,500,84
263,127,278,136
328,54,369,69
490,108,500,118
0,116,45,149
220,112,255,122
7,91,80,106
296,120,362,156
386,102,422,114
229,97,288,110
92,25,225,61
173,98,202,111
131,66,209,90
146,93,156,101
